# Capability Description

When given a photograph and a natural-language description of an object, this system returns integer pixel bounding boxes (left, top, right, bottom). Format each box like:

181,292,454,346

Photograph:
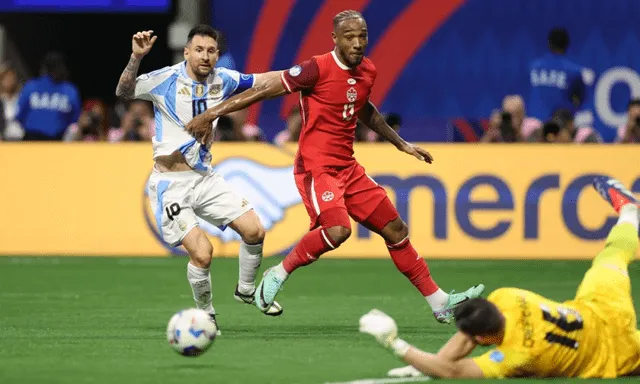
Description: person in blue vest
16,52,81,141
527,27,586,122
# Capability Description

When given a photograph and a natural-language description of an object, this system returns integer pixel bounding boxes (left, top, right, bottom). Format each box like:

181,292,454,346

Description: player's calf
228,210,267,296
378,216,408,245
254,208,351,311
597,205,639,267
365,199,485,322
181,228,217,326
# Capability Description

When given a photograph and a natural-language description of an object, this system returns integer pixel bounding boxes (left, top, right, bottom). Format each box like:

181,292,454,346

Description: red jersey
280,51,377,173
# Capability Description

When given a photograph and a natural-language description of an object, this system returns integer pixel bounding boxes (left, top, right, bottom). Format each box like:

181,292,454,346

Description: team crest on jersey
209,84,222,96
289,65,302,77
195,84,205,97
321,191,334,202
347,78,356,85
346,87,358,103
489,350,504,363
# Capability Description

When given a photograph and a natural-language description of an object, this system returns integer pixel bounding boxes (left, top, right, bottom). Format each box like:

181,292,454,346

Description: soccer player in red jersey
186,10,484,323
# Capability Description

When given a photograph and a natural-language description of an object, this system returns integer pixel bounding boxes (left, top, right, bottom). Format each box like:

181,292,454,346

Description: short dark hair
41,51,68,83
454,298,503,336
552,108,574,126
187,24,218,44
333,10,364,30
548,27,570,53
542,121,562,140
628,98,640,110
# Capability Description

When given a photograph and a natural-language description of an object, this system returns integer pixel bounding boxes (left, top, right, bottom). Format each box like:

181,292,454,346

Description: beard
191,63,212,78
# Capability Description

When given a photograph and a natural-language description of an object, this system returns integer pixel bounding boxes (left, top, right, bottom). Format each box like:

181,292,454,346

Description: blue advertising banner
211,0,640,143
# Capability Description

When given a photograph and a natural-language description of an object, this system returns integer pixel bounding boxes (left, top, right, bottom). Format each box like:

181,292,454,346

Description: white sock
618,204,639,230
272,262,289,281
238,241,263,295
425,289,449,311
187,262,214,314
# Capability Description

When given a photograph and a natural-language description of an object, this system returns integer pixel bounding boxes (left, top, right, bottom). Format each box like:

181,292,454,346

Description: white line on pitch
324,376,432,384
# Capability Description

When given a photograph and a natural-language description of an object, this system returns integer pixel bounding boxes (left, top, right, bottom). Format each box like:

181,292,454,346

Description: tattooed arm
115,30,157,99
115,55,143,99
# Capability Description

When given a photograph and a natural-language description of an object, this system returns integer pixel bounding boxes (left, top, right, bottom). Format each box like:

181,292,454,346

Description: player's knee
190,245,213,269
184,230,213,268
381,217,409,244
326,225,352,246
241,222,266,245
318,208,351,246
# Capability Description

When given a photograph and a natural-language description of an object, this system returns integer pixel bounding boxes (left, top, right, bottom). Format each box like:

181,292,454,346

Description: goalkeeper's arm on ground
359,309,484,379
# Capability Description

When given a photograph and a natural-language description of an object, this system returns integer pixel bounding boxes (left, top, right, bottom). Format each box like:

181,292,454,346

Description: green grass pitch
0,256,638,384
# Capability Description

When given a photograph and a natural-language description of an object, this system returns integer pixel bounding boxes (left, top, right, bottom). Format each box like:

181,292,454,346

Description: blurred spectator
241,121,265,142
527,27,587,122
16,51,81,141
539,120,572,143
615,99,640,143
214,115,244,141
114,99,154,142
359,112,402,142
274,105,302,146
213,29,236,70
555,108,601,143
64,99,117,142
481,95,540,142
227,108,265,142
0,62,24,141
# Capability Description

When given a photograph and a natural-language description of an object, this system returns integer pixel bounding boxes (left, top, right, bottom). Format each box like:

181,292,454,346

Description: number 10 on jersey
192,99,207,117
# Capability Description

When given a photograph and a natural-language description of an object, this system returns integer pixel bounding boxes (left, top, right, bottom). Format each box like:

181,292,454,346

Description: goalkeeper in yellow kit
359,176,640,379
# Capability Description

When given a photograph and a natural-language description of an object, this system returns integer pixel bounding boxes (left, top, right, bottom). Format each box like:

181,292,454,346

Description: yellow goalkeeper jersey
473,288,639,378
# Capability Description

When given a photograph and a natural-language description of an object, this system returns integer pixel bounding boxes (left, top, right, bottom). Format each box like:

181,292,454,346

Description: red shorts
294,162,391,230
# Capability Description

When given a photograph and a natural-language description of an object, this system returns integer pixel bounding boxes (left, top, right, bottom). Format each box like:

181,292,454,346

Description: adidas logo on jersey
178,87,191,96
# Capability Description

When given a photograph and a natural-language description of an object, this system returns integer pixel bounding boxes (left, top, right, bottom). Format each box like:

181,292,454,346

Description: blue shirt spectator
213,29,236,70
16,52,81,140
527,28,586,122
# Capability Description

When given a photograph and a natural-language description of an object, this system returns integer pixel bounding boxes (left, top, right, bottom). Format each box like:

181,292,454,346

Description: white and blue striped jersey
134,61,255,171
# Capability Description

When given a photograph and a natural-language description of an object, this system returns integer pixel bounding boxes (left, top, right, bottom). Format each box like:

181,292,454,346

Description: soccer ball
166,308,217,357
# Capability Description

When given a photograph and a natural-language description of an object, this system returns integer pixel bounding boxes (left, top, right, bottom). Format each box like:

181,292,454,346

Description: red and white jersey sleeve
280,59,320,93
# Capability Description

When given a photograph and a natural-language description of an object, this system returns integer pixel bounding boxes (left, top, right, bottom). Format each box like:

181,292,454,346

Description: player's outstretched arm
185,71,287,143
358,101,433,164
359,309,484,379
403,344,484,379
115,30,157,99
436,331,478,361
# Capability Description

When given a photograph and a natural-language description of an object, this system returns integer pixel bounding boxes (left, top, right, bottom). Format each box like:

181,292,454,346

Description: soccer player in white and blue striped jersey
115,25,283,332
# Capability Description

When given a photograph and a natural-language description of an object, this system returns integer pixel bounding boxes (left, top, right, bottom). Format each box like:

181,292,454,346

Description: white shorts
147,167,253,247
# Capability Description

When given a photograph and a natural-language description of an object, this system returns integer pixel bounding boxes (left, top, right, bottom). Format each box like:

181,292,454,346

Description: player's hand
359,309,399,348
132,30,157,58
399,142,433,164
186,112,217,145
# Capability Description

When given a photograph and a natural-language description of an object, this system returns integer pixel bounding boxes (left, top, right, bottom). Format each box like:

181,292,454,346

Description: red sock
387,237,439,296
282,227,336,274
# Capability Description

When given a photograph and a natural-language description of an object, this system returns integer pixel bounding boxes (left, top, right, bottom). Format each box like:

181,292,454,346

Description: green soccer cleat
234,284,283,316
433,284,485,324
254,267,286,313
